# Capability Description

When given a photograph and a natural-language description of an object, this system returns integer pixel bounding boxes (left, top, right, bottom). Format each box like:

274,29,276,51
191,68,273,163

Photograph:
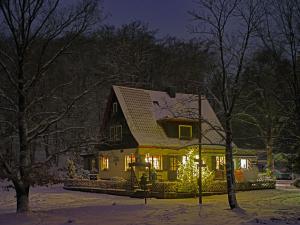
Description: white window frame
240,159,248,169
216,156,225,170
113,102,118,113
182,155,188,165
179,125,192,140
145,155,162,170
109,125,122,142
110,126,115,141
115,125,122,141
169,156,178,171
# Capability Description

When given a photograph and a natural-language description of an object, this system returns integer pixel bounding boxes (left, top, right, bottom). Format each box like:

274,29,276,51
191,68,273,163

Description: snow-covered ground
0,182,299,225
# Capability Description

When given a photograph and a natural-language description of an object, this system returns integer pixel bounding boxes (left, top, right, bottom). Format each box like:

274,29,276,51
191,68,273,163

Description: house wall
98,148,137,180
82,155,98,172
160,121,199,139
137,147,188,181
203,156,214,171
100,92,138,150
98,147,184,181
133,154,176,181
96,146,257,181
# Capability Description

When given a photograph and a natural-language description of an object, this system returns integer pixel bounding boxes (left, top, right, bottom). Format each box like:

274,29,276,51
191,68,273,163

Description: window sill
179,137,192,140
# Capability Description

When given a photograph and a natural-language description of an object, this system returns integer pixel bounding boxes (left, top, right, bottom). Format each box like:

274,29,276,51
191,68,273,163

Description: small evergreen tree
67,159,76,179
177,148,214,193
177,149,198,193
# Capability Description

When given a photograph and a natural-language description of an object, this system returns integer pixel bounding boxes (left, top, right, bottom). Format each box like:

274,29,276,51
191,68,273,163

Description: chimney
165,86,176,98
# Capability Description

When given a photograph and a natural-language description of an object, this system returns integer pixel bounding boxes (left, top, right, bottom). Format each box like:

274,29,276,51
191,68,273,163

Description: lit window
216,156,225,170
100,156,109,170
240,159,248,169
193,155,205,167
125,154,136,171
179,125,192,140
182,155,187,165
169,156,178,171
145,155,162,170
113,102,118,113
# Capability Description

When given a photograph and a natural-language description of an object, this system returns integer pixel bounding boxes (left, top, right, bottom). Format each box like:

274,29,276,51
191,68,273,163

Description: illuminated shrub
67,159,76,179
177,148,214,193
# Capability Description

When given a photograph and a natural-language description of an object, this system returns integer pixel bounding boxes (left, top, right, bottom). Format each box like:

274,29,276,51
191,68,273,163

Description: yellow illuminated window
125,154,136,171
216,156,225,170
179,125,192,139
100,156,109,170
194,155,205,165
145,155,162,170
169,156,178,171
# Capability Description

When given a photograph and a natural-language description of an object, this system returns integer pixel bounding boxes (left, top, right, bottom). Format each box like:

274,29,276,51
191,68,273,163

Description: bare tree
235,49,289,173
259,0,300,156
189,0,262,209
0,0,104,213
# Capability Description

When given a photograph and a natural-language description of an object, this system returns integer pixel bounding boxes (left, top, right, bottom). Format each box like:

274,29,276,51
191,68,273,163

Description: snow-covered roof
112,85,225,148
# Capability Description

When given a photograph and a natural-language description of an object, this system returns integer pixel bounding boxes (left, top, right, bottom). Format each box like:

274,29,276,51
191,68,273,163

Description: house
82,85,257,182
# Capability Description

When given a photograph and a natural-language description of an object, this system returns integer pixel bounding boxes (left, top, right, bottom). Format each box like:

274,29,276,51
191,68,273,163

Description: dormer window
179,125,192,140
113,102,118,113
153,101,159,106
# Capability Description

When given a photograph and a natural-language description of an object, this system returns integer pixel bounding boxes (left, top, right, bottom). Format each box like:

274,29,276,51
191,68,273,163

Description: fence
64,179,276,198
202,180,275,193
64,179,128,190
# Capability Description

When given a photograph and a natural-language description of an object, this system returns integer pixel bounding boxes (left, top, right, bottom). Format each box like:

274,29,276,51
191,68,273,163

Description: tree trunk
17,60,31,213
225,116,238,209
13,181,30,213
296,94,300,138
266,132,273,173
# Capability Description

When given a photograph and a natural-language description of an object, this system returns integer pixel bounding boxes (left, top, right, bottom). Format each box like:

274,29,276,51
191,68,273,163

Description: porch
82,147,258,184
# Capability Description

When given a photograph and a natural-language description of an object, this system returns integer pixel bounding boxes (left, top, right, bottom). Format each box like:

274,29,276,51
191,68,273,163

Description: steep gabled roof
112,85,225,148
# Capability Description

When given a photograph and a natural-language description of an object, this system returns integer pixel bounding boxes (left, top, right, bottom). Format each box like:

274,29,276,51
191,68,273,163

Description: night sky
102,0,197,40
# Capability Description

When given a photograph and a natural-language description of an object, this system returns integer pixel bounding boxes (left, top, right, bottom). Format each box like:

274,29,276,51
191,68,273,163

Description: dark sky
102,0,197,40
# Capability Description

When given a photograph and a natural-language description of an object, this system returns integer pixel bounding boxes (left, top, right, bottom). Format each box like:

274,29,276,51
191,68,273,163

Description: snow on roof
112,85,225,148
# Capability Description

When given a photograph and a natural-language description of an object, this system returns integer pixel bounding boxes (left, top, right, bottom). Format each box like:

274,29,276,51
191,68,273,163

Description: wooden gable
99,88,138,150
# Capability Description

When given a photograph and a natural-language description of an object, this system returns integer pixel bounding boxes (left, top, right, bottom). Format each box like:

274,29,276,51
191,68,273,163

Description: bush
202,168,215,191
76,168,90,179
243,167,258,182
257,172,275,182
67,159,76,179
292,179,300,188
177,148,214,194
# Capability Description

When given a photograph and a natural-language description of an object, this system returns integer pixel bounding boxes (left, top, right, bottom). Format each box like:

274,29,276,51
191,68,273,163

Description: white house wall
98,148,137,180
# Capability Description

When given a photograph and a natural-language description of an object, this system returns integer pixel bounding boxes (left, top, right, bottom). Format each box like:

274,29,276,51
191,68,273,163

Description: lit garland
177,147,214,193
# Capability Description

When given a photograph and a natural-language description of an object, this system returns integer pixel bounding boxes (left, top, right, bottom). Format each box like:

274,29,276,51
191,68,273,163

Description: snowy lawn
0,183,299,225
